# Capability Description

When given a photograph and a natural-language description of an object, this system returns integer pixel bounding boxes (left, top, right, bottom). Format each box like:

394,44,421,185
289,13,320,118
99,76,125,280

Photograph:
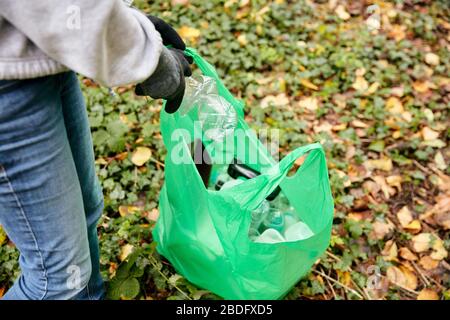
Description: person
0,0,192,300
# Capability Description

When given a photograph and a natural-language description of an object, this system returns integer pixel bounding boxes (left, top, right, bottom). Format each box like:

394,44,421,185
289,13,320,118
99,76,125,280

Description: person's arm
0,0,162,87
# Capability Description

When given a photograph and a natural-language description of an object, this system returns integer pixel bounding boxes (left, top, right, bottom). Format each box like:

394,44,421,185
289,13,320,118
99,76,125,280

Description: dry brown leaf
399,247,418,261
335,4,350,20
382,240,398,261
424,52,440,66
370,219,394,240
313,121,333,134
430,237,448,260
386,266,418,290
432,194,450,230
417,289,439,300
146,208,160,222
388,24,406,42
363,180,381,197
391,86,404,97
421,127,440,141
298,96,319,111
131,147,152,166
385,97,404,114
412,233,448,260
412,233,432,253
413,81,431,93
419,256,440,270
332,123,348,131
171,0,190,5
261,93,289,109
386,175,402,190
434,151,447,171
352,76,369,92
397,206,413,228
365,157,393,172
336,169,351,187
372,175,396,199
351,119,368,128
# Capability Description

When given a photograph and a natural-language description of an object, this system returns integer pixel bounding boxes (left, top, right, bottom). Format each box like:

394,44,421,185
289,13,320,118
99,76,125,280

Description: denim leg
59,72,105,300
0,75,92,300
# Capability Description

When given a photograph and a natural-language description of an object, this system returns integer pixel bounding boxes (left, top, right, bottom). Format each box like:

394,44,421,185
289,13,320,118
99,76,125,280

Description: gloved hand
135,47,192,113
135,15,193,113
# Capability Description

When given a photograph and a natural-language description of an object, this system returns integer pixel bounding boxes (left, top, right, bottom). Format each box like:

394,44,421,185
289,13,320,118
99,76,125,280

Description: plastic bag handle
225,142,325,207
276,142,324,178
184,48,245,117
246,142,324,205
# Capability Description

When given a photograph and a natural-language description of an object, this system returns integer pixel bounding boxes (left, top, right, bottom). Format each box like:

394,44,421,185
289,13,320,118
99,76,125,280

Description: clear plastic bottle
198,94,237,142
248,200,270,239
178,75,237,142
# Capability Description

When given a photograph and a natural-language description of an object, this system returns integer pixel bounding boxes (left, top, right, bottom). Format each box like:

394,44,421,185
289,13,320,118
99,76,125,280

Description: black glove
135,47,192,113
135,16,193,113
147,15,193,64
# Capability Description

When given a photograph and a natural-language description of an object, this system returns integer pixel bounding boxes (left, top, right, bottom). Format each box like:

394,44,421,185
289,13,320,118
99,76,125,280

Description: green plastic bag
153,48,334,300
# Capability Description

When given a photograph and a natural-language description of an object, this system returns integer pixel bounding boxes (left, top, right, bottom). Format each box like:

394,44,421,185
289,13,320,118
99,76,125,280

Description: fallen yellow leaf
386,265,418,290
335,4,350,20
417,289,439,300
237,34,247,46
413,81,431,93
364,82,380,95
131,147,152,166
385,97,404,114
370,219,394,240
298,96,319,111
177,26,201,42
365,157,393,172
119,244,134,262
421,127,440,141
412,233,432,253
399,247,418,261
397,206,413,228
351,119,368,128
300,79,319,90
146,208,160,222
261,93,290,108
419,256,439,270
382,240,398,262
386,175,402,190
119,205,140,217
424,52,440,66
352,76,369,92
388,24,406,42
404,220,422,233
434,151,447,171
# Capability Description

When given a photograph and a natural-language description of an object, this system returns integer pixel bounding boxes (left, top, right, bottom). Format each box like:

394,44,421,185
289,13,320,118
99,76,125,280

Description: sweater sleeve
0,0,163,87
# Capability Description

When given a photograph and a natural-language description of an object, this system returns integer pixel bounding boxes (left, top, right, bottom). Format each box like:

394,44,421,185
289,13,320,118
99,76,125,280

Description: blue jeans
0,72,104,300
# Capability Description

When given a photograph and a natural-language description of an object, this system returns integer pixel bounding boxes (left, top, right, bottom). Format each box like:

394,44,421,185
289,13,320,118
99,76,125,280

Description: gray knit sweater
0,0,164,87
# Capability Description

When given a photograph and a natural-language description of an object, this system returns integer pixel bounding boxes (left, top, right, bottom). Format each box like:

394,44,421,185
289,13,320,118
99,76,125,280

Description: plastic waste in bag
208,160,314,243
179,75,237,142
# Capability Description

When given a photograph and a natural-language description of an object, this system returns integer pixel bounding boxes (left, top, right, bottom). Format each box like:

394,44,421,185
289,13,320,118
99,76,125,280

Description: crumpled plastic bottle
178,75,237,142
